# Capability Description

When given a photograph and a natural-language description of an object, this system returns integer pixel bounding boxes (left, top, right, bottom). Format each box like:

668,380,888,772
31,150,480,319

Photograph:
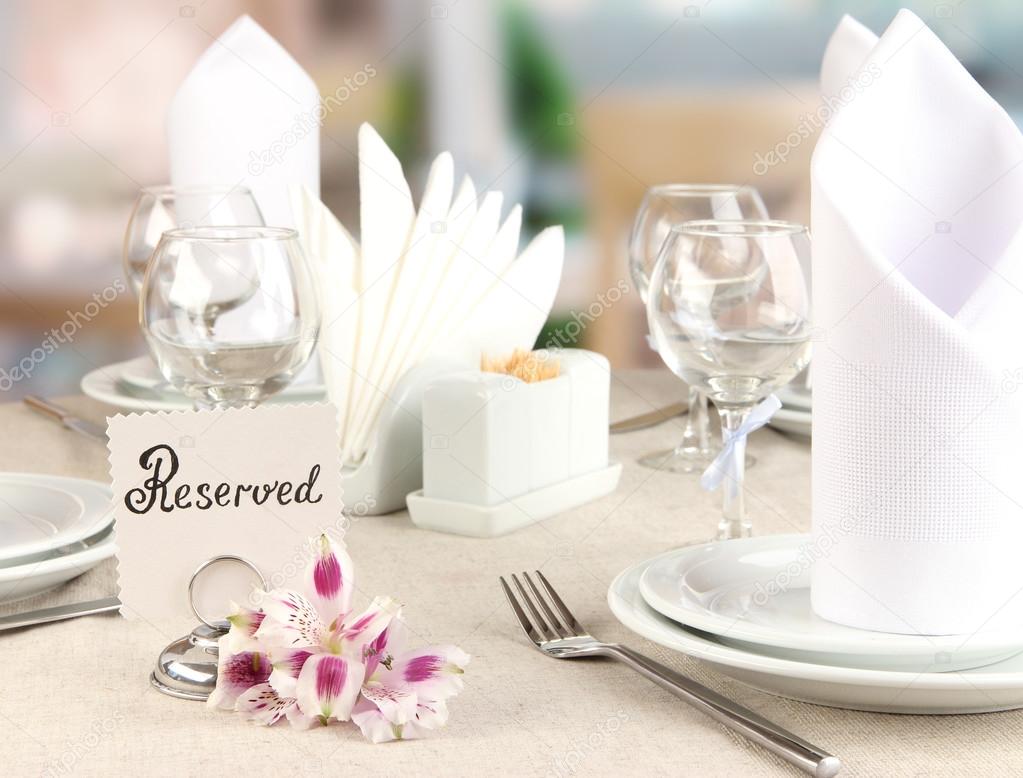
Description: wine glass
647,220,811,540
141,227,319,410
124,185,265,295
628,184,768,474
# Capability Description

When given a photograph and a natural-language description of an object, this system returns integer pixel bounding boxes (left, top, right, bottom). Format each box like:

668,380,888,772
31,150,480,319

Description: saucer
82,357,326,412
638,535,1023,672
610,557,1023,713
0,530,117,605
0,474,113,562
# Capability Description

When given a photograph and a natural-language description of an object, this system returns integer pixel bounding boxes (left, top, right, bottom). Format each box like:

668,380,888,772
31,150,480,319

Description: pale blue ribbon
701,394,782,491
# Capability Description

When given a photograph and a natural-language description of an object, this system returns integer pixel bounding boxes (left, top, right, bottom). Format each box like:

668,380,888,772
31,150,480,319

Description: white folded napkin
811,9,1023,635
291,124,563,465
167,15,319,227
819,15,878,99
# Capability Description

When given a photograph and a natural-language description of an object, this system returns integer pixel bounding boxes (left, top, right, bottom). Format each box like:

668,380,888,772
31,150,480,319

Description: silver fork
501,571,841,778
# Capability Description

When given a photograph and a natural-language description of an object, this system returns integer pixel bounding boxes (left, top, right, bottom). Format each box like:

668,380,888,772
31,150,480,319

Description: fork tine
534,570,585,635
511,573,554,640
499,576,541,645
522,572,568,638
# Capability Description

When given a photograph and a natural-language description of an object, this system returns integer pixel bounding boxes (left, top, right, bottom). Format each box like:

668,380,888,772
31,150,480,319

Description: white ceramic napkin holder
340,358,462,515
406,349,622,537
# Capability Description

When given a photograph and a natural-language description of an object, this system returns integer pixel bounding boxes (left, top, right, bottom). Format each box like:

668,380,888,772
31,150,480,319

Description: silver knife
610,401,687,434
23,395,107,443
0,596,121,632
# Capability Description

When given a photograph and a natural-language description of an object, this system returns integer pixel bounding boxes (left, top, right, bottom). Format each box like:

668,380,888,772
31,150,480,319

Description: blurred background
1,0,1020,400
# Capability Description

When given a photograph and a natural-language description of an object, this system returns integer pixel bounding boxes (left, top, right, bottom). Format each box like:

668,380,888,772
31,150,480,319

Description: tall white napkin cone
819,15,878,99
810,9,1023,635
167,15,319,227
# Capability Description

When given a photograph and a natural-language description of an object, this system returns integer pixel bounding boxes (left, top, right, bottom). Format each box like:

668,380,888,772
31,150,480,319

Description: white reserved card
108,403,343,634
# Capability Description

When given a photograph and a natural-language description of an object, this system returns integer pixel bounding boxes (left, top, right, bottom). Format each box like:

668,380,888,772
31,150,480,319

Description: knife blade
0,596,121,632
609,401,688,434
23,395,107,443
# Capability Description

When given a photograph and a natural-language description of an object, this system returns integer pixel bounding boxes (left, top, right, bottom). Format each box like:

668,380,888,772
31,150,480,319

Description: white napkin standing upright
819,15,878,100
291,124,564,465
167,15,319,227
811,10,1023,635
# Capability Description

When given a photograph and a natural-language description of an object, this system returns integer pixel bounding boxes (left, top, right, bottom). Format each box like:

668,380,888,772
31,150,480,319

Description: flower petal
363,611,406,679
255,589,326,649
352,697,449,743
395,645,470,701
307,533,354,622
268,648,315,698
207,641,272,710
337,596,399,650
235,683,314,727
361,677,418,725
295,653,365,723
351,697,408,743
224,603,265,653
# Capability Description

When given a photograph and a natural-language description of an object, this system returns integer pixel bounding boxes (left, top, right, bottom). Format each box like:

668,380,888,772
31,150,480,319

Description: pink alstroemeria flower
353,618,470,742
207,605,317,729
255,534,398,724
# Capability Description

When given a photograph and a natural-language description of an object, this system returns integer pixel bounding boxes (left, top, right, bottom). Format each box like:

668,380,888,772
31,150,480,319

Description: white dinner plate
0,531,117,605
82,357,327,412
638,536,1023,672
0,473,113,562
611,557,1023,713
767,406,811,438
776,384,811,411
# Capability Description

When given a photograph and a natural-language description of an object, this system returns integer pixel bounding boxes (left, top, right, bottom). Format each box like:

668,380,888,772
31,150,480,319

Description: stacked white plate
0,473,118,604
609,535,1023,713
81,356,326,412
769,383,811,439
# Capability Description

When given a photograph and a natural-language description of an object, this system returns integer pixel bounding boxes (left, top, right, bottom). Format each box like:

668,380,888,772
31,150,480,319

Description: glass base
637,448,757,474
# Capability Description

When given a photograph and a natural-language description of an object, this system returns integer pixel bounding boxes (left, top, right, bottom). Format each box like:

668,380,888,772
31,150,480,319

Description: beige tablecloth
0,370,1017,777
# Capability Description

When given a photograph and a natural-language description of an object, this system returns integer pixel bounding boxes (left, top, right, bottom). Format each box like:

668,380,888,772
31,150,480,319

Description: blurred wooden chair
577,86,818,367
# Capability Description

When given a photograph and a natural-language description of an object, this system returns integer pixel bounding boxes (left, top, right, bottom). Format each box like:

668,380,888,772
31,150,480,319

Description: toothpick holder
406,349,622,536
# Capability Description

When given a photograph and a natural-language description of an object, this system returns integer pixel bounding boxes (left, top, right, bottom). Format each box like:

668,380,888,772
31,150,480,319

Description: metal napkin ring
187,554,268,628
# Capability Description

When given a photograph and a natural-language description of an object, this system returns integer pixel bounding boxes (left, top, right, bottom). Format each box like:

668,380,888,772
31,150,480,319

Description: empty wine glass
141,227,319,410
628,184,768,474
124,185,264,295
647,220,812,539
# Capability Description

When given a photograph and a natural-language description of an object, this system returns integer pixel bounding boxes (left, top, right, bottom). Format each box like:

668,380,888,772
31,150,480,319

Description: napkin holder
406,349,622,537
340,359,463,515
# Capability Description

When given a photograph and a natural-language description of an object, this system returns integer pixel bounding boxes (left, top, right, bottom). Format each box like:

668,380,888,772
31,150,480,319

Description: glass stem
679,387,710,455
717,406,752,540
694,390,710,454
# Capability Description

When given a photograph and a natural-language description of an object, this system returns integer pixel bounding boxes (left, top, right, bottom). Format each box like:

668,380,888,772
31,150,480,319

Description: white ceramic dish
767,406,811,438
776,384,811,411
638,535,1023,672
610,557,1023,713
82,357,326,412
407,463,622,537
0,474,113,562
0,531,117,605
